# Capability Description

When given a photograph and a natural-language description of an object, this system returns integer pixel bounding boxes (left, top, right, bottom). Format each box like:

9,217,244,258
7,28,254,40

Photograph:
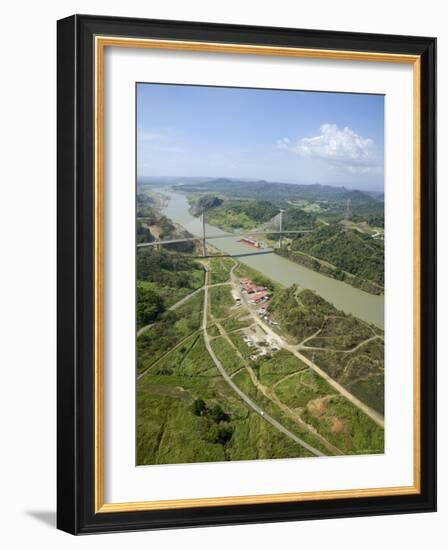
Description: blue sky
137,83,384,191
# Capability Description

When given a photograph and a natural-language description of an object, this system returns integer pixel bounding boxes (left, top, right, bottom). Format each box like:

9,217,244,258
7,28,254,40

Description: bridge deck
137,229,312,248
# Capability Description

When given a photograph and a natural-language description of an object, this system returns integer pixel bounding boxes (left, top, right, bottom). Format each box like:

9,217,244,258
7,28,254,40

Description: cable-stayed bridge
137,209,312,256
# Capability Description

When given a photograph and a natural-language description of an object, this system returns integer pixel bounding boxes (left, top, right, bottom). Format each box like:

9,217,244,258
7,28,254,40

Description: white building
231,289,241,302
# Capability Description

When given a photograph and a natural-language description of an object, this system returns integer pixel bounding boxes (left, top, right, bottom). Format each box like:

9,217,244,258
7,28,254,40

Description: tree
206,423,233,445
209,404,229,423
196,195,223,212
206,424,220,443
192,398,207,416
136,220,154,244
217,423,234,444
136,284,165,328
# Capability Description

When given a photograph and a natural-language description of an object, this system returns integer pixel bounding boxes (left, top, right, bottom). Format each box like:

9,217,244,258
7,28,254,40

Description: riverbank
275,248,384,296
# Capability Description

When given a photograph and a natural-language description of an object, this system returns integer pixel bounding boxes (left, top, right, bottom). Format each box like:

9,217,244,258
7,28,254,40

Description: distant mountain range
173,178,381,205
138,176,214,187
364,190,384,201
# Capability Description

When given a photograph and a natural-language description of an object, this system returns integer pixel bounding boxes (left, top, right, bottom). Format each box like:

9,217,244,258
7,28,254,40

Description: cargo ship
238,237,262,249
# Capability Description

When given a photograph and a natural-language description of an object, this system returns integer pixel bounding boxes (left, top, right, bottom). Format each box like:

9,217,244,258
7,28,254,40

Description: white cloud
277,123,381,174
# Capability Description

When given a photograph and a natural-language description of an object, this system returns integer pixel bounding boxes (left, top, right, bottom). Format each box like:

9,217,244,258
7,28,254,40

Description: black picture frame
57,14,436,535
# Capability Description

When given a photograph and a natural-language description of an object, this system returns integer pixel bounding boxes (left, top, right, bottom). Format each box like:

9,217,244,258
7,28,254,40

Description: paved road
137,230,312,248
137,323,154,338
202,266,324,457
169,286,204,312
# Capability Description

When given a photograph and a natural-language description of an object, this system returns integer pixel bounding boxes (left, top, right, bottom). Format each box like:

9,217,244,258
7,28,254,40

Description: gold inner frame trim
94,35,422,513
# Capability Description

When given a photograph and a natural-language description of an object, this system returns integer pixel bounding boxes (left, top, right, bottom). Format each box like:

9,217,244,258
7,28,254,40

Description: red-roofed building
248,290,269,303
240,278,266,294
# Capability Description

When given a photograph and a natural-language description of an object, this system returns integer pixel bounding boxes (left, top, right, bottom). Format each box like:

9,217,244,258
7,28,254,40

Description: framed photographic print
57,14,436,534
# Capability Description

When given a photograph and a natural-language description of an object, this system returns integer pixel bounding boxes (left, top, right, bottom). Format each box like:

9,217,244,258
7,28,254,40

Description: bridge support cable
136,212,312,250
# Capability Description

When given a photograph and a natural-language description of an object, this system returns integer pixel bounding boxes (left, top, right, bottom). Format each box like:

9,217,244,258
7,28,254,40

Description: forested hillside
136,248,204,329
180,178,384,225
137,192,195,252
287,225,384,288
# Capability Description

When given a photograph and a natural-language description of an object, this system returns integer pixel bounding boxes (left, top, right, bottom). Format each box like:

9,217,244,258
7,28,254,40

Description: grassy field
301,337,384,414
228,331,253,360
307,315,378,349
231,368,329,455
269,286,384,414
255,351,308,386
151,334,217,378
137,291,204,375
208,257,235,284
302,394,384,455
137,334,315,464
220,315,253,333
207,323,221,337
209,285,234,319
210,337,245,375
212,333,384,456
274,368,330,408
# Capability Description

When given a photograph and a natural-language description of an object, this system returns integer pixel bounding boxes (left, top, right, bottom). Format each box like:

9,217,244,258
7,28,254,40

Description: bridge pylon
278,209,285,249
201,210,207,257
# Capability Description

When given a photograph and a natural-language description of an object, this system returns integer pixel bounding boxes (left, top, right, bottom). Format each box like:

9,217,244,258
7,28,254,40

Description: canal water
160,189,384,329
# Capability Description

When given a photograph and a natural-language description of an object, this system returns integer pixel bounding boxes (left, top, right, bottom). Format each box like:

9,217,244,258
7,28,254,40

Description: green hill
269,286,384,413
192,197,280,231
285,224,384,289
